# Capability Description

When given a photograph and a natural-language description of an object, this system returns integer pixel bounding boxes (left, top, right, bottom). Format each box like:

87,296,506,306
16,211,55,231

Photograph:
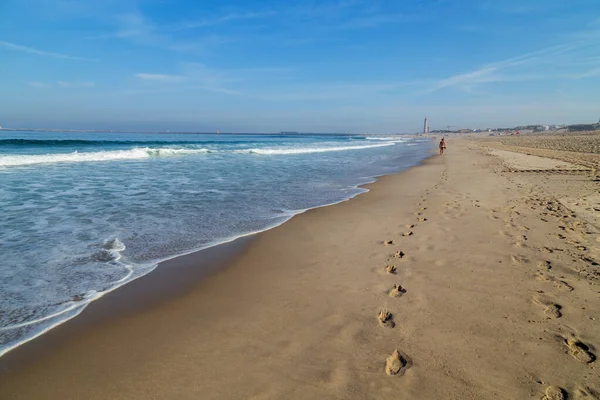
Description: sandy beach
1,137,599,399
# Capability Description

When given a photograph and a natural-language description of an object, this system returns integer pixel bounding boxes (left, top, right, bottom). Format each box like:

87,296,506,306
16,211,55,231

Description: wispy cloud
27,80,95,88
478,0,550,15
574,67,600,79
424,41,600,93
335,13,424,30
132,64,242,95
135,73,184,82
174,10,275,30
89,11,233,53
57,80,95,87
0,40,96,61
28,81,50,88
90,1,422,52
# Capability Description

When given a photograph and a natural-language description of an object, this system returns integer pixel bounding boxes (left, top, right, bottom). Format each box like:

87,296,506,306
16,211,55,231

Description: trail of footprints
375,175,443,376
375,164,599,396
505,195,599,397
377,192,431,377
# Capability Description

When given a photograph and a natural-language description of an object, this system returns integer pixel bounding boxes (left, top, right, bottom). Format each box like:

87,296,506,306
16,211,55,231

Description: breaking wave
238,142,395,155
0,147,210,167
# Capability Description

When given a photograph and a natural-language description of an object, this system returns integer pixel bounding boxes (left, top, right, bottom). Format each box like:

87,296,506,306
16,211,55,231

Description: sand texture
0,138,599,399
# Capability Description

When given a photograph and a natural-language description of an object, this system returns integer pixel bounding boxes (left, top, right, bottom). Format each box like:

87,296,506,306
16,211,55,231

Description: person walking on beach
439,138,447,155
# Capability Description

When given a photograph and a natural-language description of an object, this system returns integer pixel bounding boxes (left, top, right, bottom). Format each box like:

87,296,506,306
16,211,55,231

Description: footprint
384,239,394,245
554,280,574,292
378,310,395,328
406,224,416,229
544,304,562,319
533,296,562,318
575,386,600,399
393,251,406,259
385,349,411,376
565,337,596,364
386,265,397,274
418,217,428,222
402,231,414,237
511,254,530,264
389,284,406,297
538,261,552,271
536,272,553,282
542,386,567,400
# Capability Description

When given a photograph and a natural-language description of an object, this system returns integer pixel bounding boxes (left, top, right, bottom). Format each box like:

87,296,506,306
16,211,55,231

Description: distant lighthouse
424,117,429,134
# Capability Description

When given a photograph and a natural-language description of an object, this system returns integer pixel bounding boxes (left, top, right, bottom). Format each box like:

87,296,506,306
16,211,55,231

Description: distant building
423,117,429,133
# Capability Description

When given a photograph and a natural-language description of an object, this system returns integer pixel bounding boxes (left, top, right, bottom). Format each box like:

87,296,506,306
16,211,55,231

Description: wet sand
1,139,599,399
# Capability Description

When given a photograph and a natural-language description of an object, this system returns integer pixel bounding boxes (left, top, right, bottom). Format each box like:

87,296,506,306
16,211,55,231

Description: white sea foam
104,238,126,252
0,142,404,167
365,136,408,142
0,133,431,359
0,147,210,167
238,142,395,155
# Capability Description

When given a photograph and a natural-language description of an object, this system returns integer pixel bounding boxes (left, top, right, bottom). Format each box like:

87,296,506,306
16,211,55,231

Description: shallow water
0,131,432,356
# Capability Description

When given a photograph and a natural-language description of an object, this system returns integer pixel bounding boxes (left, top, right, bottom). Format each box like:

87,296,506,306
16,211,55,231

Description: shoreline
0,146,434,363
2,139,598,399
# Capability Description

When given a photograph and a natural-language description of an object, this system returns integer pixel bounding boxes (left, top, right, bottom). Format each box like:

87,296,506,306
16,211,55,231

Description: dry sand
1,138,599,399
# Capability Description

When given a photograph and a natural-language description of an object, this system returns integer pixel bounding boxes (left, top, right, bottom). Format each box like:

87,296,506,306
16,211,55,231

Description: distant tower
424,117,429,133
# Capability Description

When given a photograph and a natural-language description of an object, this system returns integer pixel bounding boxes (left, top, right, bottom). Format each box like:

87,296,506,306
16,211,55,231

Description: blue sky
1,0,599,133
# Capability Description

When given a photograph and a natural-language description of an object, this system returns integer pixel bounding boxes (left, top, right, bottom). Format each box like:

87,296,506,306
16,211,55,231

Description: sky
0,0,599,133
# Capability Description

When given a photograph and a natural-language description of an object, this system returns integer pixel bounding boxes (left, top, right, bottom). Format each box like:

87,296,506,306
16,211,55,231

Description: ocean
0,131,432,356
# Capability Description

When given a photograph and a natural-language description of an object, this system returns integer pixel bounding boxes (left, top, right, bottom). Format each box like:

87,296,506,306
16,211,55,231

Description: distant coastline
0,128,373,136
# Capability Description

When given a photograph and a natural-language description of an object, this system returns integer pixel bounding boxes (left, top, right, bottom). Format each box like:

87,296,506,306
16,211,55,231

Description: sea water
0,131,432,356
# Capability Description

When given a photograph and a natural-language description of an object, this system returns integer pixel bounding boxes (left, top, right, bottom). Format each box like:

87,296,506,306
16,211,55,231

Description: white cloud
424,41,600,93
28,81,50,88
0,40,96,61
27,80,95,88
57,81,96,87
135,73,184,82
175,10,275,30
132,67,241,95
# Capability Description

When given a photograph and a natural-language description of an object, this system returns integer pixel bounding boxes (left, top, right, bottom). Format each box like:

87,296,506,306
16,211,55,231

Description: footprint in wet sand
565,336,596,364
386,265,397,274
385,349,411,376
542,386,567,400
389,284,406,297
378,310,395,328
